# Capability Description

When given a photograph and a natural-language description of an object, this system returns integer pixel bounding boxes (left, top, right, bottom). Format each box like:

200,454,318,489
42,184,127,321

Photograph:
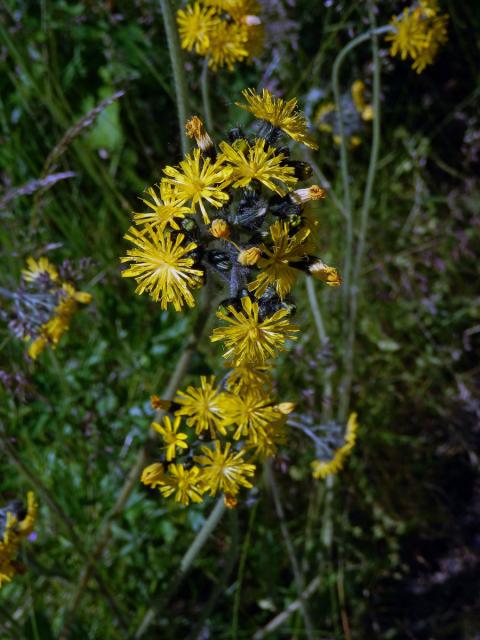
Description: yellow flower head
159,464,205,505
312,412,359,480
207,19,249,71
237,88,319,149
220,388,281,441
225,363,272,395
218,138,297,196
246,416,287,458
177,2,219,54
386,4,448,73
175,375,229,438
152,415,189,461
1,492,37,589
22,256,58,283
162,148,231,223
121,225,204,311
194,441,255,496
133,185,190,231
248,220,311,299
211,296,299,365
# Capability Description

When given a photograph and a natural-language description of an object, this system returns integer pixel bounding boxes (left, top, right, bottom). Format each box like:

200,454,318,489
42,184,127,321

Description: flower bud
151,395,172,411
224,494,238,509
290,185,326,204
141,463,165,488
238,247,261,266
309,260,342,286
185,116,214,154
277,402,295,415
210,218,230,239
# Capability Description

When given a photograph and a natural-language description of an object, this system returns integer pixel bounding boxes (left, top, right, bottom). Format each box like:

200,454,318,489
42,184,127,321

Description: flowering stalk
332,25,392,314
159,0,191,156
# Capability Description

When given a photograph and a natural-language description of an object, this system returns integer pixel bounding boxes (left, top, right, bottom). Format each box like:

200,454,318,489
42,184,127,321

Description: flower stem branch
338,6,383,422
266,462,315,640
201,58,214,132
332,24,391,312
159,0,190,155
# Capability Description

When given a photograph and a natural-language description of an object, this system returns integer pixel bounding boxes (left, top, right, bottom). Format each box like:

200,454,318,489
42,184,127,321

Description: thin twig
266,463,315,640
252,575,321,640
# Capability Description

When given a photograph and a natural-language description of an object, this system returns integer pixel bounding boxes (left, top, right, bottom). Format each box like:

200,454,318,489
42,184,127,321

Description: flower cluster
310,412,359,479
122,88,342,505
0,492,37,588
307,81,373,148
2,257,92,360
177,0,263,71
386,0,448,73
142,374,293,506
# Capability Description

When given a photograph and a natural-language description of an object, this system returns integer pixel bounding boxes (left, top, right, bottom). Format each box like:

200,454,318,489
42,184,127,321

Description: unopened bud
210,219,230,239
185,116,214,153
224,494,238,509
151,396,172,411
309,260,341,286
277,402,295,415
291,185,326,204
238,247,261,266
141,463,165,488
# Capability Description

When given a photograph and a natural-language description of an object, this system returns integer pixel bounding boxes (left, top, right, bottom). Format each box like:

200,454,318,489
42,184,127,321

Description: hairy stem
201,58,214,132
159,0,190,155
338,9,383,422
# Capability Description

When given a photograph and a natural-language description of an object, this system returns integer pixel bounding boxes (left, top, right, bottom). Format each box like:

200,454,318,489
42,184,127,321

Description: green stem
134,498,227,638
267,463,315,640
338,8,383,422
332,25,392,314
159,0,190,155
232,502,258,639
201,58,214,132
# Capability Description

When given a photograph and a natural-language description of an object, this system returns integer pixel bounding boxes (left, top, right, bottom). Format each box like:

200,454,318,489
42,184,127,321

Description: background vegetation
1,1,479,638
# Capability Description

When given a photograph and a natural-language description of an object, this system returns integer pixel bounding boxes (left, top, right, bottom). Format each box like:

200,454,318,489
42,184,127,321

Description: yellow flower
225,363,272,395
133,185,190,231
221,389,281,441
120,225,204,311
246,416,287,458
1,493,37,589
248,220,311,299
238,246,261,266
211,296,299,365
141,463,166,488
207,19,249,71
386,5,448,73
28,335,48,360
174,375,229,438
210,218,230,239
351,80,374,122
218,139,297,196
195,441,255,495
159,464,205,505
152,415,189,461
177,2,219,54
22,256,58,283
311,412,359,480
162,148,231,223
237,88,318,149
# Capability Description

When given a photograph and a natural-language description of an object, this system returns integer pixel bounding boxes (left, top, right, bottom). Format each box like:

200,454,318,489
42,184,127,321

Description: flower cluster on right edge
386,0,448,73
121,88,345,507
